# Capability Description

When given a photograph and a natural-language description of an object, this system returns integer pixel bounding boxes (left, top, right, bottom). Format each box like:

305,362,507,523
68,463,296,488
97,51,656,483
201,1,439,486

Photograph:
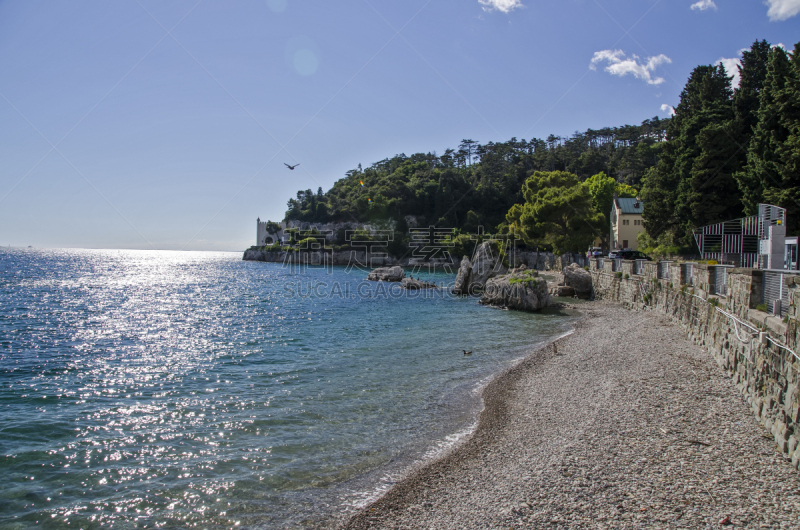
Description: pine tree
764,42,800,234
733,40,773,140
736,46,792,217
641,64,737,245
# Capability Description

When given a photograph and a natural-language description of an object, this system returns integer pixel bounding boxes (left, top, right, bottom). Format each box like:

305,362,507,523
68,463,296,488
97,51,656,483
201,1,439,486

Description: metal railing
613,258,622,272
763,269,797,318
658,261,672,280
713,265,733,296
635,259,646,275
682,262,695,286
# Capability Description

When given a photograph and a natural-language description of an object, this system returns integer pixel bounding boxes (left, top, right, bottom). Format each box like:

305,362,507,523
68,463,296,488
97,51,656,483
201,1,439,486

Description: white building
256,218,286,246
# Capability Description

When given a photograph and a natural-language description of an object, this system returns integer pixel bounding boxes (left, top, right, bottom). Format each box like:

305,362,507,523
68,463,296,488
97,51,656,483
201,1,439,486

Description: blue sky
1,0,798,251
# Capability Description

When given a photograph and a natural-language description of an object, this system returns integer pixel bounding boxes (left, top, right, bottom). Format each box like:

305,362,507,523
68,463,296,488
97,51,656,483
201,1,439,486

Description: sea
0,248,577,529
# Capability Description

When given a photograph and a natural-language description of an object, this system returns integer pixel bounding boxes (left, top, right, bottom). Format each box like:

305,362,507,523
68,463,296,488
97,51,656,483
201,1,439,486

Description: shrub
755,303,768,312
295,237,323,249
708,297,719,307
624,273,630,279
615,271,623,278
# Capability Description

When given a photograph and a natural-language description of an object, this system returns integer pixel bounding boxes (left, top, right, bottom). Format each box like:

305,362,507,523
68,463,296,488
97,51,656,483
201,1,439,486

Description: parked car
616,249,652,260
587,246,604,257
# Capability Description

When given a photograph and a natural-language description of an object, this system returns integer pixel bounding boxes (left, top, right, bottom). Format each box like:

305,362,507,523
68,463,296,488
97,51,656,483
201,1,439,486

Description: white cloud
691,0,717,11
717,48,750,88
661,104,676,116
718,57,742,88
590,49,672,85
478,0,524,13
765,0,800,21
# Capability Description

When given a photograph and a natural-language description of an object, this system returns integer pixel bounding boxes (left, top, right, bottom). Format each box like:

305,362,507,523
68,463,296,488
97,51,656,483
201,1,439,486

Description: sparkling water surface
0,248,577,528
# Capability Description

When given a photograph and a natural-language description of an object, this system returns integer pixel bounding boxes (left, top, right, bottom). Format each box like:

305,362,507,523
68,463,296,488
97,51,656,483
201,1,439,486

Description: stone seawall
590,263,800,470
242,248,587,271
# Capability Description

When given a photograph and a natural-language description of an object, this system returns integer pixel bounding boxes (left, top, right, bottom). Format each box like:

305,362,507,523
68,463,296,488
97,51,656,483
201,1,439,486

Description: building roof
615,197,643,215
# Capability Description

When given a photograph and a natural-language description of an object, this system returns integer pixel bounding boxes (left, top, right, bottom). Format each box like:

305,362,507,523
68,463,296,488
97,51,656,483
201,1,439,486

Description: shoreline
340,301,800,528
333,314,579,521
337,312,580,529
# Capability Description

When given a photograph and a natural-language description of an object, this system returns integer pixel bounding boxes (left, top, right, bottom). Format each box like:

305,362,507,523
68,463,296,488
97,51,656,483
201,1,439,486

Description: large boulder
563,263,592,299
550,285,576,297
470,241,507,291
479,268,550,312
452,255,473,295
367,266,405,282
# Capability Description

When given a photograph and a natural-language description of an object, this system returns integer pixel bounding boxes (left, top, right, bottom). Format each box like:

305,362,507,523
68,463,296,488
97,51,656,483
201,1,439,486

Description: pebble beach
341,301,800,529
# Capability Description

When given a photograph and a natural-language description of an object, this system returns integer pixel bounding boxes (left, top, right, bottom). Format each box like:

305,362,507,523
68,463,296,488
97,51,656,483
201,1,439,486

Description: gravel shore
341,302,800,529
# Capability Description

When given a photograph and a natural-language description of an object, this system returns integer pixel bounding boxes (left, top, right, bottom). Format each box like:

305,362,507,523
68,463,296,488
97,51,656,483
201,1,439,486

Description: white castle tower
256,218,285,246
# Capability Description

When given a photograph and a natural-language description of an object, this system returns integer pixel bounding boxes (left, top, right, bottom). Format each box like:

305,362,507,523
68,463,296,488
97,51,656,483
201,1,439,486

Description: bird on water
463,350,472,355
284,163,300,170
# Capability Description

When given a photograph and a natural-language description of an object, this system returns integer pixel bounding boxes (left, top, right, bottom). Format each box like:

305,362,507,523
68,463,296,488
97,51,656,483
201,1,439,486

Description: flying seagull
284,163,300,170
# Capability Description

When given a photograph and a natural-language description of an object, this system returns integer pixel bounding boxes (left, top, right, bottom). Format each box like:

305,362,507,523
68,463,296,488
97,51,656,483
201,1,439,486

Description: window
622,240,628,248
634,219,642,226
623,219,630,226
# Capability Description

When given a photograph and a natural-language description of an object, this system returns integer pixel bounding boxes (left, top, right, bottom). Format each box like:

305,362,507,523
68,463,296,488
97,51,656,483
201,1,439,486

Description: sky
0,0,799,251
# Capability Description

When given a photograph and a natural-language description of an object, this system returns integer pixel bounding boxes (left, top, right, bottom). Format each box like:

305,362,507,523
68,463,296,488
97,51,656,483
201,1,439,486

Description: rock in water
366,266,405,282
479,268,549,312
452,255,473,295
470,241,507,291
401,277,437,290
563,263,592,299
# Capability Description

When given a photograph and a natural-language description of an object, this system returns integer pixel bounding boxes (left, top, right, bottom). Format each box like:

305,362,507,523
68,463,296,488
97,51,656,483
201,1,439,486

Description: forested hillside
641,40,800,250
278,38,800,257
284,118,668,233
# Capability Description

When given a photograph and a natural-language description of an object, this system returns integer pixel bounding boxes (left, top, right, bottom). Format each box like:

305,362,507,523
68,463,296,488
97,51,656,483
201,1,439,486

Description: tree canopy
283,117,667,235
641,39,800,249
505,171,605,254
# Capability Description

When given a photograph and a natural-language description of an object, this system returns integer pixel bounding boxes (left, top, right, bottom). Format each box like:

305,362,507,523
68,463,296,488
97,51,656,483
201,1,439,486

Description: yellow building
610,197,645,250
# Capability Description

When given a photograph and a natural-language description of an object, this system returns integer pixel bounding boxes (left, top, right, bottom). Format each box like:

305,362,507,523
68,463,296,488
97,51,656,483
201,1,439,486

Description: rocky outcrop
452,256,473,295
471,241,507,290
479,268,549,312
367,266,405,282
563,263,592,299
452,241,508,295
401,277,438,290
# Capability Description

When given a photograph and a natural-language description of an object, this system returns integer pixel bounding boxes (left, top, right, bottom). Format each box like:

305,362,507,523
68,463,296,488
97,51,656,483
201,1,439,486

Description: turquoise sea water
0,248,577,528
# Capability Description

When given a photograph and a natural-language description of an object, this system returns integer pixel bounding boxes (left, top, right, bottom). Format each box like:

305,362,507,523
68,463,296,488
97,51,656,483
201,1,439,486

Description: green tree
265,221,281,235
584,172,638,220
764,42,800,234
735,45,793,217
506,171,604,254
641,63,738,245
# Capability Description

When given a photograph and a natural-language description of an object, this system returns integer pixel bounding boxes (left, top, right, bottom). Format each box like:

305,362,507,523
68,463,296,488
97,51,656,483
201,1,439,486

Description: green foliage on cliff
284,120,667,234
